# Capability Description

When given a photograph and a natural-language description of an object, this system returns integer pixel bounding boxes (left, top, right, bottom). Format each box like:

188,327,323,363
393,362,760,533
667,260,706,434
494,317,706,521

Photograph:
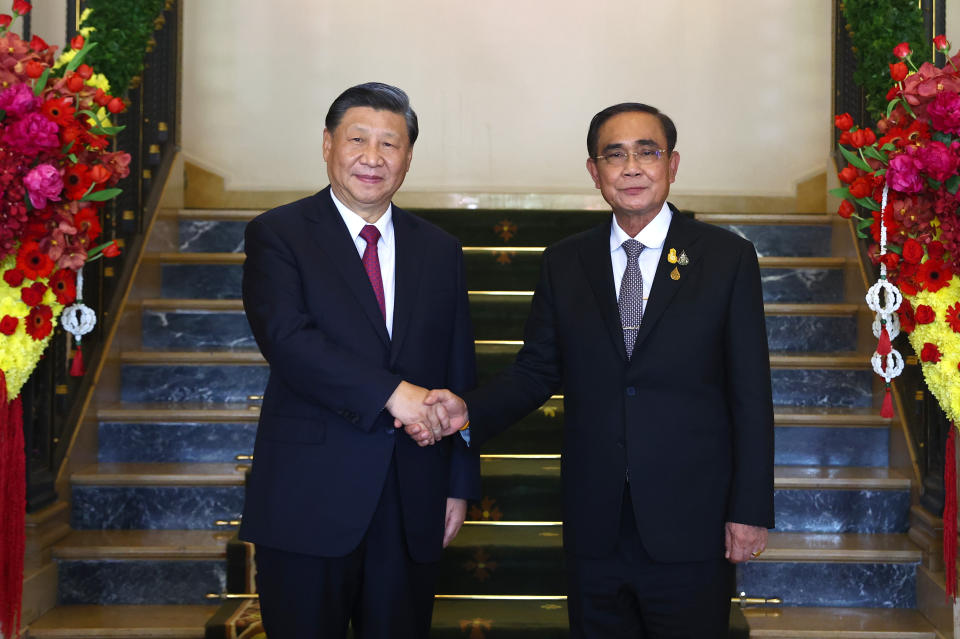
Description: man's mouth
354,174,383,184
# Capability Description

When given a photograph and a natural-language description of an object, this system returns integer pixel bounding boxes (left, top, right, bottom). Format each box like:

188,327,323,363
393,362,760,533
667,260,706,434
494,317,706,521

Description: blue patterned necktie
618,239,645,359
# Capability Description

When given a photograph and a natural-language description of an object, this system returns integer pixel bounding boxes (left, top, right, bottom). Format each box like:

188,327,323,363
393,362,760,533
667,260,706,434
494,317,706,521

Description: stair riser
71,486,243,530
140,308,857,353
120,363,874,409
98,422,257,463
176,219,832,259
470,474,909,533
737,562,917,608
438,545,566,595
95,420,888,467
160,263,845,303
57,559,225,605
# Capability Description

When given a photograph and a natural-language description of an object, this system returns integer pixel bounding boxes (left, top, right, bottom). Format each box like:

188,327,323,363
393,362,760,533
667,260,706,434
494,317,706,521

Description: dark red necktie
359,225,386,321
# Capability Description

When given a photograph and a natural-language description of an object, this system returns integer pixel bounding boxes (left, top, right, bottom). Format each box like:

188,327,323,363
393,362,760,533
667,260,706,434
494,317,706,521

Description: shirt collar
609,201,672,254
329,188,394,244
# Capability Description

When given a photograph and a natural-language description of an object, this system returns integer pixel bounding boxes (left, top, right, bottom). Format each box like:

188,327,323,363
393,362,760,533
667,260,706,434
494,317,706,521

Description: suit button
385,427,396,435
626,387,636,396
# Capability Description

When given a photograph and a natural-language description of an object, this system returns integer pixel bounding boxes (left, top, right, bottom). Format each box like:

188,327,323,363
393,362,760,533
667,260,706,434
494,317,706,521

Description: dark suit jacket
239,187,480,563
465,204,775,563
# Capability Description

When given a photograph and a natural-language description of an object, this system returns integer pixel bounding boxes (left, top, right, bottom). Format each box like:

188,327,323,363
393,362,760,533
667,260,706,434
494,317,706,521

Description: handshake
385,381,468,446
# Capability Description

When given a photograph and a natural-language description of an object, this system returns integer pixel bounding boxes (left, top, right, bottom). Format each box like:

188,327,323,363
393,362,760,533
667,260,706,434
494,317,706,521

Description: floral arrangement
0,0,128,399
833,36,960,426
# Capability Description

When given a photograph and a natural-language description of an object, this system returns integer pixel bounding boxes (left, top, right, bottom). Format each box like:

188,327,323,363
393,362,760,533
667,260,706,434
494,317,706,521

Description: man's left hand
443,498,467,547
725,522,767,563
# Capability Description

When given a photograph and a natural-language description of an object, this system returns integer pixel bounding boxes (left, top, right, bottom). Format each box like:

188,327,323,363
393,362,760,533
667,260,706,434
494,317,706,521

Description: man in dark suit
240,82,479,639
408,103,775,637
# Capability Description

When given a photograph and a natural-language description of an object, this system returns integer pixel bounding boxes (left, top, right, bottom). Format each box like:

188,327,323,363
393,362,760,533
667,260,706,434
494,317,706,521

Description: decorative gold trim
463,246,545,253
468,290,534,296
480,454,561,460
464,521,563,526
434,595,567,600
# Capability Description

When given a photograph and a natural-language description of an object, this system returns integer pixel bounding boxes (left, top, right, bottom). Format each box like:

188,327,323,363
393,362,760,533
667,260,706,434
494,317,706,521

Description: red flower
915,304,936,324
886,85,901,101
75,63,93,80
838,166,859,184
849,128,877,148
918,259,952,292
881,252,899,269
935,35,951,52
29,35,47,51
898,298,916,333
838,199,855,219
893,42,912,58
107,97,125,114
25,305,52,341
849,176,873,199
839,131,853,145
88,164,111,184
3,269,24,288
49,269,76,304
20,281,46,307
12,0,31,15
42,98,76,127
64,164,93,201
65,73,85,93
16,241,54,280
24,59,44,79
0,315,17,336
0,14,11,27
70,34,84,50
74,207,102,243
890,62,908,82
103,240,121,258
921,342,942,363
946,303,960,333
835,113,855,131
902,238,925,264
928,241,946,261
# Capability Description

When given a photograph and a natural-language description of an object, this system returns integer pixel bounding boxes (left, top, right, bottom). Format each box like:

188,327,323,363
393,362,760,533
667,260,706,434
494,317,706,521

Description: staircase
25,205,941,638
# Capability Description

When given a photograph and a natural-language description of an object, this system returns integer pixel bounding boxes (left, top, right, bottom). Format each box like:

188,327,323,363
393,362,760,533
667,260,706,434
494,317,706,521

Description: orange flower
16,241,54,280
25,305,52,341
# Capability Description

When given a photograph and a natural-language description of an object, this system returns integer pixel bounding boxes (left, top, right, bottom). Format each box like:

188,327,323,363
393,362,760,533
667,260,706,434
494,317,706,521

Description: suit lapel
389,208,422,366
630,206,702,358
578,220,630,361
306,188,391,347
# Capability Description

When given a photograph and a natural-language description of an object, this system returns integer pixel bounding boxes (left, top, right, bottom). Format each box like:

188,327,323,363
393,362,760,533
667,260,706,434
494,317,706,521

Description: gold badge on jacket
668,248,689,280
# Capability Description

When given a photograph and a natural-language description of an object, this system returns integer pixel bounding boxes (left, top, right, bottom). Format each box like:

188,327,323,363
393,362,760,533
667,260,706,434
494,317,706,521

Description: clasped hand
385,382,467,446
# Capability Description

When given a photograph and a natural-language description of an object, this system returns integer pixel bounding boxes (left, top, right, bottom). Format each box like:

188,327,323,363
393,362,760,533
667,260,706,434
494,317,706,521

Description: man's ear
321,128,332,163
586,157,601,189
668,150,680,184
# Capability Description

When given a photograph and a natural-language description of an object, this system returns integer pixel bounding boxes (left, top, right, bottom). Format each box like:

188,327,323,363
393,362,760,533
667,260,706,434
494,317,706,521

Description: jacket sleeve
723,241,776,528
445,244,481,500
242,214,402,432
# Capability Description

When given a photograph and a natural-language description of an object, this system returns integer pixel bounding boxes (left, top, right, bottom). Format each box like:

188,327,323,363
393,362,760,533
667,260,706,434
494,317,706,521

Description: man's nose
623,153,646,175
359,142,384,166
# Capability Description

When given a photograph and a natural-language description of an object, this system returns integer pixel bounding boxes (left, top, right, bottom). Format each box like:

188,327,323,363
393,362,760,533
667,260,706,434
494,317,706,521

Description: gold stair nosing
743,606,937,638
27,604,217,638
52,530,229,561
71,463,244,486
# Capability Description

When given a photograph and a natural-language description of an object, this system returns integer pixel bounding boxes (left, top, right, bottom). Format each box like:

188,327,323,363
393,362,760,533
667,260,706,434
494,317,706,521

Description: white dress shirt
610,201,673,303
330,190,396,338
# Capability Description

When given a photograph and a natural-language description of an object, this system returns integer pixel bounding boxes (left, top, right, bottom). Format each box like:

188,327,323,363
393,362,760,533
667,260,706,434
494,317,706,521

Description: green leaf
839,145,872,171
89,124,125,136
858,217,875,233
862,145,887,162
828,187,851,199
933,131,953,145
928,178,943,190
81,187,122,202
61,140,75,154
855,228,869,239
901,99,917,119
0,109,5,122
885,244,903,255
947,175,960,195
32,68,50,96
67,153,78,163
65,41,99,73
886,98,901,118
880,143,897,152
855,196,881,211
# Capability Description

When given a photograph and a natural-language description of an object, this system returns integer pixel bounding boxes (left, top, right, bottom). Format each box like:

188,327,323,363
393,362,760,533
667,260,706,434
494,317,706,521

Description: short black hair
586,103,677,157
325,82,419,145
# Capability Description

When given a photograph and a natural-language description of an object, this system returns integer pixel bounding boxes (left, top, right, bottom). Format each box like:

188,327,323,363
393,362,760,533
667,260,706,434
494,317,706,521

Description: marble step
96,405,890,466
117,350,876,409
468,459,911,533
137,297,859,352
171,210,833,258
52,531,230,606
71,463,245,530
743,606,937,637
149,252,847,302
28,605,217,638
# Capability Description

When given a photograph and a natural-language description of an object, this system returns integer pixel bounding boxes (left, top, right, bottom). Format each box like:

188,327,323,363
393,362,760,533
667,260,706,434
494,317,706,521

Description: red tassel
69,346,85,377
0,372,25,639
881,385,894,418
877,326,892,356
945,424,957,601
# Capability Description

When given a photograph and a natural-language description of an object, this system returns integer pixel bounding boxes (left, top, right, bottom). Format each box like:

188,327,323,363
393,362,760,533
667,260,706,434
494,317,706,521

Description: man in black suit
408,103,775,637
240,82,479,638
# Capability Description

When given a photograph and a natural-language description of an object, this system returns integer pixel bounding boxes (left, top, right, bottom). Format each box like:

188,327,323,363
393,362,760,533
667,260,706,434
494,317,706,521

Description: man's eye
350,137,363,143
607,151,627,160
639,149,659,158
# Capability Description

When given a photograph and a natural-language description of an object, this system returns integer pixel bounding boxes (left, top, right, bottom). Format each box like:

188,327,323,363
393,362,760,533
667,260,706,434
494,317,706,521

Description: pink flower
927,91,960,134
919,141,960,182
2,112,58,155
887,152,926,193
23,164,62,209
0,84,39,117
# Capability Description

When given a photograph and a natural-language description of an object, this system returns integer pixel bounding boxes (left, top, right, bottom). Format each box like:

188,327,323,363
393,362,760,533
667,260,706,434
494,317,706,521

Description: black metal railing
21,0,181,511
833,0,949,517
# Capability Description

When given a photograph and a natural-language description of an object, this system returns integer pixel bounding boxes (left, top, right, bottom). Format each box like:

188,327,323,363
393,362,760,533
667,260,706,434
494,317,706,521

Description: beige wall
181,1,833,197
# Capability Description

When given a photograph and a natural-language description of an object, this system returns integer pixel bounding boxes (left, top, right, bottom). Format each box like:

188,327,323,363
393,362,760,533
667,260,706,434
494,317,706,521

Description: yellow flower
907,277,960,424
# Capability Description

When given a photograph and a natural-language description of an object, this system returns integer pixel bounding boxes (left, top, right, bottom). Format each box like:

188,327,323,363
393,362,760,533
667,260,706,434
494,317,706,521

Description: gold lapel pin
678,250,689,266
667,248,678,264
670,266,680,280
